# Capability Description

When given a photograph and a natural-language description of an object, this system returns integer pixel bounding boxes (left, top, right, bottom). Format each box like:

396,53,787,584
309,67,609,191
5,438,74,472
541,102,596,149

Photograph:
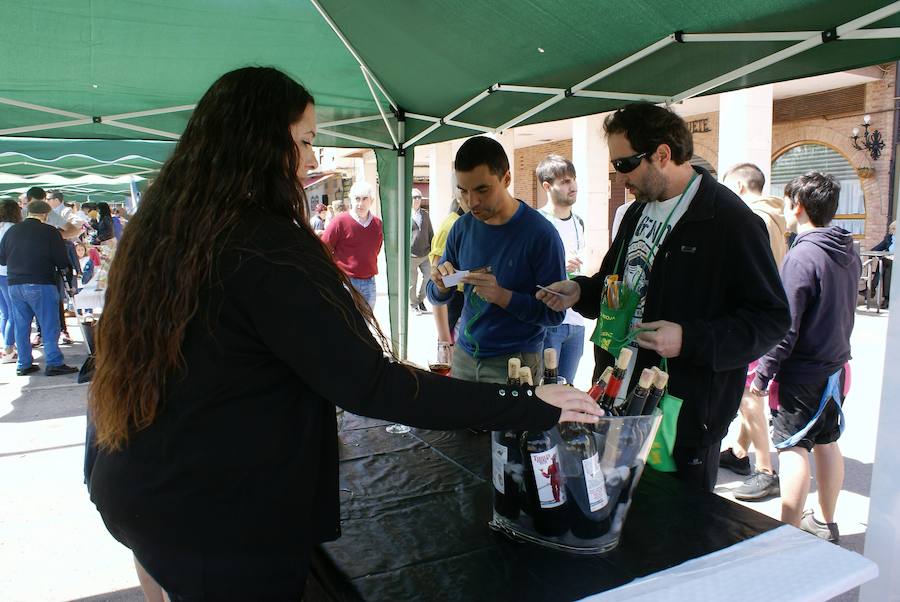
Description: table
311,415,875,601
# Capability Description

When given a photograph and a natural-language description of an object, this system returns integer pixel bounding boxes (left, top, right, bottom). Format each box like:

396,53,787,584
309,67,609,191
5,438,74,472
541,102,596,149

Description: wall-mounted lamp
850,114,885,161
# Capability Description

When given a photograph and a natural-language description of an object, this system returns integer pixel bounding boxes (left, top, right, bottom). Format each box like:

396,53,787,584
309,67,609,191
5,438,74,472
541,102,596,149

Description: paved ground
0,276,890,600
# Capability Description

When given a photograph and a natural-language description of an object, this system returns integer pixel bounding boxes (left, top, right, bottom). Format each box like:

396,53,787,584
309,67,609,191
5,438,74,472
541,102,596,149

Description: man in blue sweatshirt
427,137,565,384
752,172,861,543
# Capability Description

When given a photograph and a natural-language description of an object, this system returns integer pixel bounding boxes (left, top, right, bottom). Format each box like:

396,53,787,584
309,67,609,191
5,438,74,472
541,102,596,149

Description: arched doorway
771,143,866,237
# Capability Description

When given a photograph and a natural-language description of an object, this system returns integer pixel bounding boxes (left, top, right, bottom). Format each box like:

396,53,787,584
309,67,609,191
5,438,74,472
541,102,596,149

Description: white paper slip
440,270,469,288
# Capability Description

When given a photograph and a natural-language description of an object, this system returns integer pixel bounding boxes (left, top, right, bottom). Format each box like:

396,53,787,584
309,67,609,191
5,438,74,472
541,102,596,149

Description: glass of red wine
429,342,452,377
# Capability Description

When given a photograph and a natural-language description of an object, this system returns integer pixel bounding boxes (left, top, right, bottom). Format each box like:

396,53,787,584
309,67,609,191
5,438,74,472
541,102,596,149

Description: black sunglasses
611,151,649,174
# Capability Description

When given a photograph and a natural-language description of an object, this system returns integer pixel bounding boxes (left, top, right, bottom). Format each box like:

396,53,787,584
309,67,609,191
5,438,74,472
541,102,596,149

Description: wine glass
428,342,452,376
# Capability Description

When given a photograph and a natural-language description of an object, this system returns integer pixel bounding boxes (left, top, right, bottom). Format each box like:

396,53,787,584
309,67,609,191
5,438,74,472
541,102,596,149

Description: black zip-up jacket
90,216,560,558
573,167,790,447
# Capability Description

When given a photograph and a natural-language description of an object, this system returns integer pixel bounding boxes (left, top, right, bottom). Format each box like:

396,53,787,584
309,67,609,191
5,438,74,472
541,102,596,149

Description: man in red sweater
322,181,383,308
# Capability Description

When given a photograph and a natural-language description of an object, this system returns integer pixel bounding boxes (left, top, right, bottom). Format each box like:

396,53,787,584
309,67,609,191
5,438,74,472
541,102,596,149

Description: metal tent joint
674,30,686,43
822,27,839,43
92,116,102,124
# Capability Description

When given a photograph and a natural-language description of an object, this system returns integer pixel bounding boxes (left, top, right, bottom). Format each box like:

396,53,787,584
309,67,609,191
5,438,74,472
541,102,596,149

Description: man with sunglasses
537,103,789,491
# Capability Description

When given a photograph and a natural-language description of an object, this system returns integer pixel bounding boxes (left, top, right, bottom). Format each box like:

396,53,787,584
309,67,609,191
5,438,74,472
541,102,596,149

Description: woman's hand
535,384,603,424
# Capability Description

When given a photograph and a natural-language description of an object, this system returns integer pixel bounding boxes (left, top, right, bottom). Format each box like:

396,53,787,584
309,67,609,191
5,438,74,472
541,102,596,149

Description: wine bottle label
491,439,507,494
529,445,566,508
582,453,609,512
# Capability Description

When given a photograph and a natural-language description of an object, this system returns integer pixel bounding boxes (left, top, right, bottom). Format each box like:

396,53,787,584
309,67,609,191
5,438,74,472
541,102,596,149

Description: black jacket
410,209,434,257
90,216,559,557
755,227,861,387
0,217,71,285
573,167,790,447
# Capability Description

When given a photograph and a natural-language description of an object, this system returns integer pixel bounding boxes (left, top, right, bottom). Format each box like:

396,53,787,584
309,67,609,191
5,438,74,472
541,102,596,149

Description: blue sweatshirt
755,227,862,387
426,200,565,358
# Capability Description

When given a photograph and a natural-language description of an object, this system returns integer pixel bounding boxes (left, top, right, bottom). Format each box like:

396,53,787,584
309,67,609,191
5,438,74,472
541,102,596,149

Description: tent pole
308,0,397,111
318,115,385,128
672,1,900,102
496,34,677,132
397,117,407,359
317,128,394,149
103,121,181,140
403,87,497,149
0,119,92,136
361,66,400,149
0,96,87,119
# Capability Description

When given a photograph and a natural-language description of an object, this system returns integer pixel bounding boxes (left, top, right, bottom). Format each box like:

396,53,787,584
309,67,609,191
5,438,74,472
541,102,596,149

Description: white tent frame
0,0,898,358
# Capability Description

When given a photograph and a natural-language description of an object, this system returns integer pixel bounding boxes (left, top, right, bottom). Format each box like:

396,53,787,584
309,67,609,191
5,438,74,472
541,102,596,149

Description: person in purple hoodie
752,172,861,543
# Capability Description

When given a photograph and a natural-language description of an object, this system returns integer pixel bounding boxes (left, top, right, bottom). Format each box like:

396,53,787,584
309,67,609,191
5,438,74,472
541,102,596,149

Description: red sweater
321,212,383,279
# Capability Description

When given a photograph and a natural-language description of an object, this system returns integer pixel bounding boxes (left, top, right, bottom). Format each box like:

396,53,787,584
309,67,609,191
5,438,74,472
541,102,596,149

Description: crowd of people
3,61,888,599
0,186,126,375
421,102,874,546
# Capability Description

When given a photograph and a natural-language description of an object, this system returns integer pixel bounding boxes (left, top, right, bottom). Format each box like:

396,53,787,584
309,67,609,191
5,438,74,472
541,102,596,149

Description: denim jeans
0,275,14,347
349,277,376,309
9,283,63,370
543,323,585,384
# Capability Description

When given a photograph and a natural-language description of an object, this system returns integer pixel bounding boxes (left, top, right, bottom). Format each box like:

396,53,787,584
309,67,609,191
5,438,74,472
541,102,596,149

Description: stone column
572,114,610,275
717,84,774,192
425,142,455,221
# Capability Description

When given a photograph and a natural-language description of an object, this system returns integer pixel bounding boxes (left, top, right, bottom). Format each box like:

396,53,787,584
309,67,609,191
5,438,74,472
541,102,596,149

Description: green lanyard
613,173,698,288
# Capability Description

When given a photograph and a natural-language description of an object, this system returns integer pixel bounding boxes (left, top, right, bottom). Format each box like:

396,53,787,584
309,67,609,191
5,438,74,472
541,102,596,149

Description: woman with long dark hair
88,67,599,599
0,198,22,362
91,201,115,244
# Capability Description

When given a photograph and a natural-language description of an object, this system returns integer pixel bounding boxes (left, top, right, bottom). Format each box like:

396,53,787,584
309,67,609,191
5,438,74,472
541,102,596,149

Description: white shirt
350,211,374,228
617,175,701,401
540,209,586,327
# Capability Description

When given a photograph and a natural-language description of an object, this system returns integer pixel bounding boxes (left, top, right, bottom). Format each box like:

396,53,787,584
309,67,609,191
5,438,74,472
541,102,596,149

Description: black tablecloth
310,414,781,601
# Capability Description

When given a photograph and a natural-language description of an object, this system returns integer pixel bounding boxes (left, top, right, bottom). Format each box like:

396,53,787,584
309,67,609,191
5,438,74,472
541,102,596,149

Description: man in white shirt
536,154,586,384
43,189,82,240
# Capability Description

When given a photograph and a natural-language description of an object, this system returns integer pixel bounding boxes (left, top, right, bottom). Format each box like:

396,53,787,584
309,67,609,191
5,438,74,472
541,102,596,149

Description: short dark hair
723,163,765,194
782,178,798,201
603,103,693,164
786,172,841,227
535,154,576,185
454,136,509,178
26,186,46,201
0,198,22,224
46,189,64,202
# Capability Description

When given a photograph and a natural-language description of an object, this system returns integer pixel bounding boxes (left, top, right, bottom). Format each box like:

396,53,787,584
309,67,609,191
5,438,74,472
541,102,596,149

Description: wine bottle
599,348,633,415
518,366,534,387
542,348,559,385
559,417,611,540
521,429,570,537
492,359,523,520
623,369,656,416
643,368,669,415
587,366,614,402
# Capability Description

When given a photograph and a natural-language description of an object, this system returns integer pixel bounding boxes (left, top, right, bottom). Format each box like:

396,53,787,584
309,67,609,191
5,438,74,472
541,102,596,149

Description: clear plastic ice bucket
489,413,662,554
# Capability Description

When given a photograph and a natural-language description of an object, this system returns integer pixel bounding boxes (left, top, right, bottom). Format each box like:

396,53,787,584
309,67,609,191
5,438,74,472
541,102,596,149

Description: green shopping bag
590,173,697,359
590,284,640,357
647,357,682,472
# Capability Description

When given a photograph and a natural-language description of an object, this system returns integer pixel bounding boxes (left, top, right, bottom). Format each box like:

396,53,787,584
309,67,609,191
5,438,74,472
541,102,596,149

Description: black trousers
672,441,722,492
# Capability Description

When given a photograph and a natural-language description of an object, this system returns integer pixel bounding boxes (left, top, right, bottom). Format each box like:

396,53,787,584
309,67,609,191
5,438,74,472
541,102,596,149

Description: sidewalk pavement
0,288,888,601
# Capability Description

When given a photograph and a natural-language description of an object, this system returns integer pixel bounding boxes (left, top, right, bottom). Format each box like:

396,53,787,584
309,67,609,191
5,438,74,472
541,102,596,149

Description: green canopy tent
0,136,171,201
2,0,900,357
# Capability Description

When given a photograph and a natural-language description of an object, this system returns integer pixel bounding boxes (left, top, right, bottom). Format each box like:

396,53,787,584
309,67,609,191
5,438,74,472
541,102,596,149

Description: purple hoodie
755,227,862,388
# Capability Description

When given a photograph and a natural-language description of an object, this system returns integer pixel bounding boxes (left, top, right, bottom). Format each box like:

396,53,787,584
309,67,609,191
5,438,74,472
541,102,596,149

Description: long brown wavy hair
90,67,391,451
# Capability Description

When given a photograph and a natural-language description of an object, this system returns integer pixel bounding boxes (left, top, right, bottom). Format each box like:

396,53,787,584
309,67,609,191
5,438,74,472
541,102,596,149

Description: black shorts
772,371,845,452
